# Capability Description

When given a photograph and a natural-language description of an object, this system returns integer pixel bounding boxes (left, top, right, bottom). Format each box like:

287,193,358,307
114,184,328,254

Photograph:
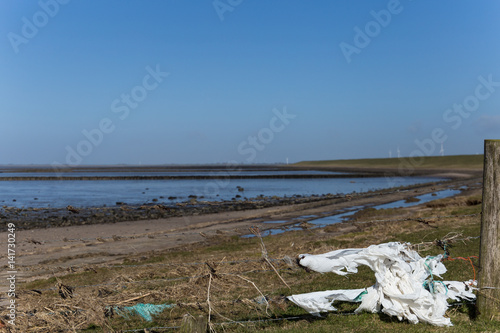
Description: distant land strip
0,174,391,181
295,154,484,170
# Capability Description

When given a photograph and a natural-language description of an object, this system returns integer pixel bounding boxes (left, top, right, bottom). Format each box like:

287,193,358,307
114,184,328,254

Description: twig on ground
233,274,270,315
113,293,152,305
250,226,291,290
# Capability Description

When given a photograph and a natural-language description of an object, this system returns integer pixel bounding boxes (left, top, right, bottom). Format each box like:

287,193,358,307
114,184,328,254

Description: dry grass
14,250,304,332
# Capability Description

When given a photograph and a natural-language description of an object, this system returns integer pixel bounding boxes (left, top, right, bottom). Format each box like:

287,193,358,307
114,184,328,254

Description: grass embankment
14,191,499,332
295,154,484,171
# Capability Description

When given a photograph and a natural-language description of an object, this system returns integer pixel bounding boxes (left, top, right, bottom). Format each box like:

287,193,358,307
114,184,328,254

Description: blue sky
1,0,499,165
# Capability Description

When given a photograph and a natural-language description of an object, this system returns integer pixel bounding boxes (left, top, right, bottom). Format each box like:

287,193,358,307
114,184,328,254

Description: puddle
308,211,357,227
373,189,460,210
241,189,460,238
262,220,288,224
241,225,303,238
294,215,318,219
243,209,358,238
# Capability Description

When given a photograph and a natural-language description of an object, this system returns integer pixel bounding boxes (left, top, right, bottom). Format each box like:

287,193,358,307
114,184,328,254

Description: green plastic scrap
353,290,368,302
114,303,175,321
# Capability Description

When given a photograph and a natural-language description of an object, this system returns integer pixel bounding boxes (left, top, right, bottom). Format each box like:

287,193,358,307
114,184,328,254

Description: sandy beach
0,169,482,285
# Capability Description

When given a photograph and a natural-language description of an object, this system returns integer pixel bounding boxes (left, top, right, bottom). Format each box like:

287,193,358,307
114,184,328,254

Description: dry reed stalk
113,292,152,305
233,274,270,315
207,272,215,333
410,232,466,253
249,226,291,290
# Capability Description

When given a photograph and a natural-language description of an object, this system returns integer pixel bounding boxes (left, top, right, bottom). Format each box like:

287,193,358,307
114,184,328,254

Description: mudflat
0,169,482,283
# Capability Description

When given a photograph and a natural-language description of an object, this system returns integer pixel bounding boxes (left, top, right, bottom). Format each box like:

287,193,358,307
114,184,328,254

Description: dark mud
0,177,470,231
0,193,350,231
0,165,482,231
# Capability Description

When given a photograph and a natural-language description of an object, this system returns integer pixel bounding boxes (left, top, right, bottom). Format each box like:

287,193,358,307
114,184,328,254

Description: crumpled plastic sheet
114,303,175,321
288,242,476,326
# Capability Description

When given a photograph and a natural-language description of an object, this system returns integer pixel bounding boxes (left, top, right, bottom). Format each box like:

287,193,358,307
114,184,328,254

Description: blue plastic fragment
114,303,175,321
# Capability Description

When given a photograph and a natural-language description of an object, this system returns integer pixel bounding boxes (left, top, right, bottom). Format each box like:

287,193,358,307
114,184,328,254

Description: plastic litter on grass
114,303,175,321
289,242,476,327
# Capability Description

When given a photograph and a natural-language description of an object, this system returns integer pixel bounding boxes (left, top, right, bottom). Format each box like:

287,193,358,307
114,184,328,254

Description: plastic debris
288,289,366,314
114,303,175,321
289,242,476,326
253,295,268,304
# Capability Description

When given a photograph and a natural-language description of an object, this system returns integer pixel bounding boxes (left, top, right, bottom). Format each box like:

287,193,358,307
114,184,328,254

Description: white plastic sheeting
288,242,476,326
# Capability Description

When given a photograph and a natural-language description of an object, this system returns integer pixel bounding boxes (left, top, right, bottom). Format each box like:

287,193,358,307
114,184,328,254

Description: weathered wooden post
477,139,500,320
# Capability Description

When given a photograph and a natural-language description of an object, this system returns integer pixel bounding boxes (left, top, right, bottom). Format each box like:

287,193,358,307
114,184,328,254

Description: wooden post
477,140,500,320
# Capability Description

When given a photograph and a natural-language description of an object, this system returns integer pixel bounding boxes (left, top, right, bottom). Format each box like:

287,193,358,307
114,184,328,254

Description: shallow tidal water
243,188,461,238
0,170,444,209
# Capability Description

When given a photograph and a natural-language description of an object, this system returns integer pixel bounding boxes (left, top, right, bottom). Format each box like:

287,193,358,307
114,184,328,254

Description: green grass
295,154,484,170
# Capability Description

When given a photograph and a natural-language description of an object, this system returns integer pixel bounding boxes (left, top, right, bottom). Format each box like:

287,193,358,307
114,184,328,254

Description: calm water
243,189,460,238
0,172,443,209
0,170,345,178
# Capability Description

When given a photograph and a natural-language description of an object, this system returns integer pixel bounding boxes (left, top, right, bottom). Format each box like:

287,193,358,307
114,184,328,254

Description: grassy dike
295,154,484,171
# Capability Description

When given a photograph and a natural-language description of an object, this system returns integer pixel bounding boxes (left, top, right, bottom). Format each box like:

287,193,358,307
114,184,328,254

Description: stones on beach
0,184,461,231
152,204,169,211
66,205,80,214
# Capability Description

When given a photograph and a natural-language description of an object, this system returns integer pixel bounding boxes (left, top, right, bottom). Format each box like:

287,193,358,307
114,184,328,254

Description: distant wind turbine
389,150,392,158
440,143,444,156
397,147,401,158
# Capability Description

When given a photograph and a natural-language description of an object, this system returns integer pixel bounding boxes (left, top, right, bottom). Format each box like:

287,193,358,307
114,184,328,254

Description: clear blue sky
1,0,499,165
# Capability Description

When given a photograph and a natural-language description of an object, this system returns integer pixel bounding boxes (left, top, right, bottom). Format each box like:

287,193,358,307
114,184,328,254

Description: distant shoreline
294,154,484,171
0,173,402,181
0,154,484,173
0,170,478,231
0,155,483,181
